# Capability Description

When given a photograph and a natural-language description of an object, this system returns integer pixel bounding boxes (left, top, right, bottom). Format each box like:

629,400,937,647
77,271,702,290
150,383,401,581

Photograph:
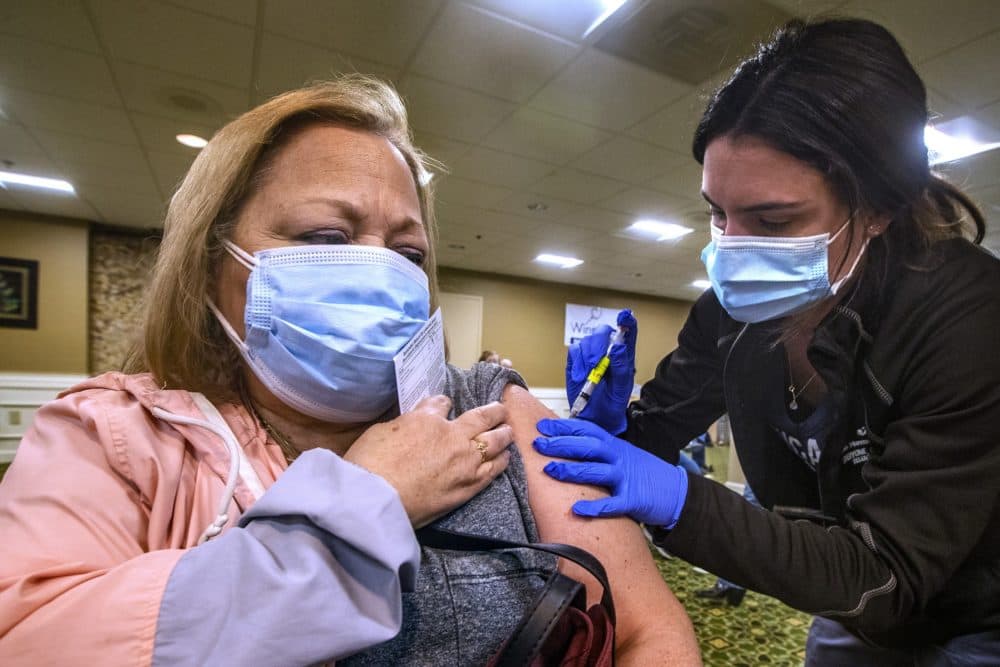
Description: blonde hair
125,75,440,401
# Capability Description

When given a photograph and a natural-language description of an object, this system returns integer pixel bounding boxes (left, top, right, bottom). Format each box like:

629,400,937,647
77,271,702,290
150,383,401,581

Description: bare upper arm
501,384,701,665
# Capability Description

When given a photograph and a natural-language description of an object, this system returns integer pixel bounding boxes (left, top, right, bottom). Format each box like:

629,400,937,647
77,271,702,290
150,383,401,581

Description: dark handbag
417,526,615,666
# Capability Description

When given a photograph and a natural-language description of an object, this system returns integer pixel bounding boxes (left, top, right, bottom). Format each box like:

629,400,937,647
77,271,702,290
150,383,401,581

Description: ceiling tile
561,206,633,233
936,145,1000,193
255,33,399,104
926,85,968,123
80,185,166,228
598,186,695,219
4,188,100,221
645,160,704,199
439,205,545,238
841,0,1000,63
491,191,585,223
413,132,472,173
0,120,47,158
56,161,160,198
147,150,196,196
626,88,708,154
434,175,514,209
579,230,680,260
482,107,612,164
766,1,848,15
263,0,443,68
528,168,627,205
0,0,100,53
0,36,117,106
113,62,247,125
0,149,61,178
2,89,134,144
33,130,146,174
399,75,517,143
919,30,1000,111
524,221,603,246
167,0,257,25
571,136,688,183
91,0,254,87
411,2,579,103
971,98,1000,132
529,49,691,131
131,111,221,157
447,146,555,189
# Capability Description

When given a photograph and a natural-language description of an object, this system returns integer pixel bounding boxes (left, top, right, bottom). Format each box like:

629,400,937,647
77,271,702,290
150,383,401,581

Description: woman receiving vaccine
536,17,1000,665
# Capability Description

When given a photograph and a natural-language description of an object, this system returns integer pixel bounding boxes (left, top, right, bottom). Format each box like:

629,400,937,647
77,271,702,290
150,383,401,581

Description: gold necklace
242,392,301,464
788,371,818,411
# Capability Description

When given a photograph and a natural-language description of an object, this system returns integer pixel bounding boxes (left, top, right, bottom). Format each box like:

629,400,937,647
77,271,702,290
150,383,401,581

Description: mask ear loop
222,239,257,272
829,214,869,294
207,299,251,354
207,240,257,353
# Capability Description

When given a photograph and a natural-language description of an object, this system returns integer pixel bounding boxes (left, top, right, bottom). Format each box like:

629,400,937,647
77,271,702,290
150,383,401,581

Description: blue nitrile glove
534,418,688,529
565,309,637,435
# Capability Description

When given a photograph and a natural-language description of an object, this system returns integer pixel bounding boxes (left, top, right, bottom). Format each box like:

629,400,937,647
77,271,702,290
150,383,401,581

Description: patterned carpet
653,551,811,666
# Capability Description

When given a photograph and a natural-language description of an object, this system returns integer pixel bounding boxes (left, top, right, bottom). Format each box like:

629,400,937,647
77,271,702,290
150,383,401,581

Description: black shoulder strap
415,526,615,624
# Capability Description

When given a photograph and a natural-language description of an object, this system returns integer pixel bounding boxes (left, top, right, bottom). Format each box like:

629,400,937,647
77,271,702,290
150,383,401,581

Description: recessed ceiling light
176,133,208,149
691,279,711,290
583,0,627,38
0,170,75,194
926,121,1000,165
535,253,584,269
628,219,694,241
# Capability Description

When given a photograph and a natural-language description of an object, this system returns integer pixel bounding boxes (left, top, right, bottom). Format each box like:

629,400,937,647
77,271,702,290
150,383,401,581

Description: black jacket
630,236,1000,646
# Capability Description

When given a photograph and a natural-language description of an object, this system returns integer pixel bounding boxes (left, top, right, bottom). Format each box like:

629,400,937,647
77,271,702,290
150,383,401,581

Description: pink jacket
0,372,420,665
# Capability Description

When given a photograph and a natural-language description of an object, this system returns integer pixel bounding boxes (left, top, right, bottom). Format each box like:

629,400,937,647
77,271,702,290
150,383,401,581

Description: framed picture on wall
0,257,39,329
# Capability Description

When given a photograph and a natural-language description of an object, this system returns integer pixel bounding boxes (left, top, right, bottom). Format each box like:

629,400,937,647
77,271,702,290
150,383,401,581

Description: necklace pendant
789,398,798,410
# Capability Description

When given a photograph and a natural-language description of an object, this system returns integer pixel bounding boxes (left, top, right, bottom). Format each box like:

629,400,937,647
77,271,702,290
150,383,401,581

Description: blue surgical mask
700,219,866,323
209,241,430,422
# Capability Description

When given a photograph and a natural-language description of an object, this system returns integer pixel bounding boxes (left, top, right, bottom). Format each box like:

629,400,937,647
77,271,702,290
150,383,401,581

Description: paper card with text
394,308,447,413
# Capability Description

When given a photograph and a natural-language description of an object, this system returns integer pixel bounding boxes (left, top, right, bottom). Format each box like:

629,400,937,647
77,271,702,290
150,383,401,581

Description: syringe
569,327,626,417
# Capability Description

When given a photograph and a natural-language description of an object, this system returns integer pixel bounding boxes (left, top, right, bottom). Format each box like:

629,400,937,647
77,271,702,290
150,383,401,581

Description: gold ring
474,437,489,464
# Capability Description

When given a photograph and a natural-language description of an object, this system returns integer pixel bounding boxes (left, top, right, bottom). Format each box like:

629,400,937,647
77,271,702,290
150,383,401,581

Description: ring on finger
473,437,489,464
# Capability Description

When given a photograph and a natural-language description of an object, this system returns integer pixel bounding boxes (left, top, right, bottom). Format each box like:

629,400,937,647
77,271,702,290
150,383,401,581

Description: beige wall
438,267,693,388
0,211,89,373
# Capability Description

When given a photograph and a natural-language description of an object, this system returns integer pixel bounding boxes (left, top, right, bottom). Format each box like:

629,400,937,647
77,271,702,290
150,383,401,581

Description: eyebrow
306,196,425,230
701,192,807,214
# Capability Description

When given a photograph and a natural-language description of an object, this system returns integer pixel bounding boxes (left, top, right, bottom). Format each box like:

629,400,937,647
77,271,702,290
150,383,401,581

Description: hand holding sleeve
533,417,687,529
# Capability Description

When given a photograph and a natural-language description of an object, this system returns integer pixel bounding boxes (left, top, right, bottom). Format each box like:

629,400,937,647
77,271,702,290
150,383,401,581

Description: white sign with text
564,303,623,346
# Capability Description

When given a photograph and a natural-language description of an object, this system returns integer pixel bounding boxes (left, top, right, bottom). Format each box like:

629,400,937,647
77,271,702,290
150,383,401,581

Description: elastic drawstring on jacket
151,406,244,544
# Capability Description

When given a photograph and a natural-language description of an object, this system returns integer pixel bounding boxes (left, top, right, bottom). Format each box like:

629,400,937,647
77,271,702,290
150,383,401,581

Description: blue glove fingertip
571,499,602,517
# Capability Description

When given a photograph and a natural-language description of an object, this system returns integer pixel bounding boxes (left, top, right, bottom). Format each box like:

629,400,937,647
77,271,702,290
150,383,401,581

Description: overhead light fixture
176,133,208,149
627,219,694,241
691,279,711,290
583,0,627,38
535,253,584,269
925,122,1000,166
0,170,75,194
